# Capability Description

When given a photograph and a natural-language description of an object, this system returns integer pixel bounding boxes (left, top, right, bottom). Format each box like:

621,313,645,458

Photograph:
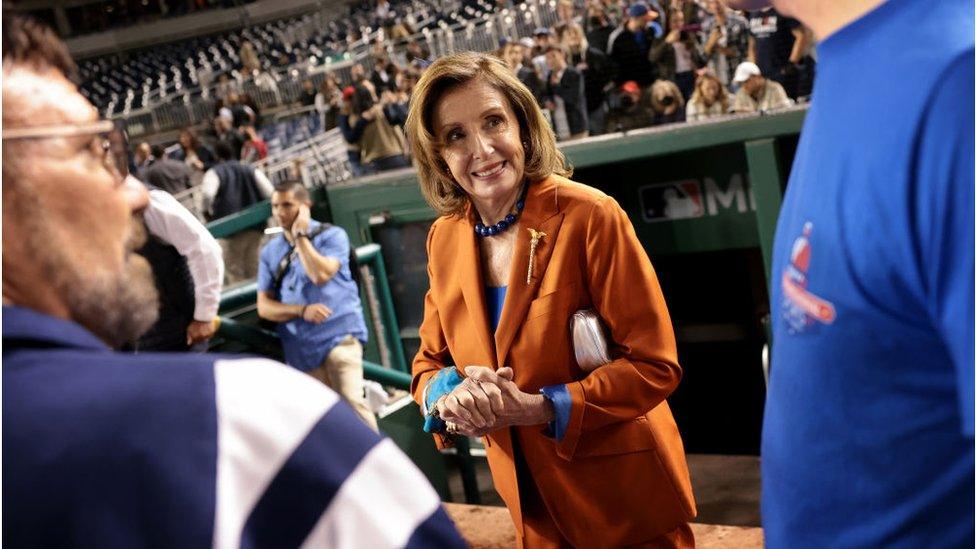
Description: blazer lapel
495,176,565,368
455,212,497,368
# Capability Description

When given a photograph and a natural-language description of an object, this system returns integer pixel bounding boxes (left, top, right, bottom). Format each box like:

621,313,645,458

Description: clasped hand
436,366,553,438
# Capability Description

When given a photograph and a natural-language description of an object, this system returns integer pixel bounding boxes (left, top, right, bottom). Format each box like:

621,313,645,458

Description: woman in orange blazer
405,52,696,548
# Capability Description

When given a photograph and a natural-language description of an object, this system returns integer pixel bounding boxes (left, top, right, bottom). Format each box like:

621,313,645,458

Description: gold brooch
526,228,547,284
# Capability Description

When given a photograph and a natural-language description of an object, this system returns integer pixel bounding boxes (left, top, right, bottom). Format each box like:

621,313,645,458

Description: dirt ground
444,503,764,548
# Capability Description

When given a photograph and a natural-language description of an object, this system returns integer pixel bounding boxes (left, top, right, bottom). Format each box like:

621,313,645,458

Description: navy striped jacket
2,306,464,548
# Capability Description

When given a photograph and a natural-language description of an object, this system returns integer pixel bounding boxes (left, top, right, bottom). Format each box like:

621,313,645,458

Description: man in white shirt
133,179,225,351
730,61,792,113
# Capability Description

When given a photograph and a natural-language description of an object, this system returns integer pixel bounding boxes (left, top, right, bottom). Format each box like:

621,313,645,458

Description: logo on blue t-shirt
781,222,836,333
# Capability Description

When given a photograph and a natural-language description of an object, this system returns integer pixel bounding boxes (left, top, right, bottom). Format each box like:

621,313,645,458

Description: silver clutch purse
571,309,611,371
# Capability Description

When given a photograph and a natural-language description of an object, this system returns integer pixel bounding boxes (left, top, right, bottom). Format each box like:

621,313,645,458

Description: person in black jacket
201,141,274,284
543,44,589,140
560,22,614,135
606,2,659,86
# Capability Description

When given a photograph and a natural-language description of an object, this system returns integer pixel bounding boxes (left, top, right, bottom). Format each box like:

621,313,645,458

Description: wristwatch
293,229,309,240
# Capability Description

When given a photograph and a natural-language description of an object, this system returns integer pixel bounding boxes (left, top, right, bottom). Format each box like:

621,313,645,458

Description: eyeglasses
1,120,120,179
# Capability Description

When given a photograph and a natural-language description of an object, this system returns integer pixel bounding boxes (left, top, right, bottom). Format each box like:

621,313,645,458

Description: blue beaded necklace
474,186,527,238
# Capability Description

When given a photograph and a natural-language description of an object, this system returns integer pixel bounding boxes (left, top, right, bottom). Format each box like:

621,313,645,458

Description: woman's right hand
438,366,555,437
437,368,505,436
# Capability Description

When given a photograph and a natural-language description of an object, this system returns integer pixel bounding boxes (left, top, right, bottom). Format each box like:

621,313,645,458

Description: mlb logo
639,180,705,222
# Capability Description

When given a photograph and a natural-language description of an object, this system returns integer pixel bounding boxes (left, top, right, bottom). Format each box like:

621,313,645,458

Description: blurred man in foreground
725,0,974,546
2,15,464,548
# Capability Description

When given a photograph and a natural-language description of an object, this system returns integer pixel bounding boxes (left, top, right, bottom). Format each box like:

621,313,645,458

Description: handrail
214,316,412,389
216,242,409,374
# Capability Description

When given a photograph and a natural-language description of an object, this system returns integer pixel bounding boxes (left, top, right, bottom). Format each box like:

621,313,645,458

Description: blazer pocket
574,416,656,458
525,282,577,322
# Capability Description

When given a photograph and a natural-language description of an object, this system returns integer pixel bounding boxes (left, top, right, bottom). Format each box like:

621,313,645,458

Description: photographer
649,7,705,100
648,79,686,125
605,80,654,132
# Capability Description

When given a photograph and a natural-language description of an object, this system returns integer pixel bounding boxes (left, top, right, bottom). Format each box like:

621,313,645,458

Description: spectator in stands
133,141,155,179
2,16,464,548
214,73,239,101
531,27,554,75
240,40,261,73
607,2,660,87
556,0,582,27
226,91,256,127
730,61,792,113
241,93,260,123
213,113,245,160
543,44,588,141
405,40,433,68
172,128,215,179
746,7,814,100
648,79,686,125
299,78,317,107
338,85,369,177
585,5,614,53
201,141,274,284
649,6,705,100
561,22,613,135
373,0,393,27
503,42,544,103
257,181,379,431
275,51,293,68
598,0,625,27
519,37,536,66
701,0,749,86
144,145,193,195
315,74,343,130
605,80,653,132
686,72,730,121
370,56,396,94
671,0,703,26
350,62,367,85
356,81,410,172
240,125,268,163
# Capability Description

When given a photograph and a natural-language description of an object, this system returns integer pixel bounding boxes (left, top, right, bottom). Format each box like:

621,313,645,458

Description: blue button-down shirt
258,221,368,372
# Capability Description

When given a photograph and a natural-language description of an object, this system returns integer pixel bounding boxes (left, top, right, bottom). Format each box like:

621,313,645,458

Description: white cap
518,37,535,49
732,61,762,83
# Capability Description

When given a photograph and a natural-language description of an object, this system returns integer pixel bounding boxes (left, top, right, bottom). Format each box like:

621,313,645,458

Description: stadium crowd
132,0,813,191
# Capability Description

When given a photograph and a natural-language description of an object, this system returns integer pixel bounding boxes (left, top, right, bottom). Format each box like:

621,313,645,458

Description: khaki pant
307,336,379,432
220,229,263,285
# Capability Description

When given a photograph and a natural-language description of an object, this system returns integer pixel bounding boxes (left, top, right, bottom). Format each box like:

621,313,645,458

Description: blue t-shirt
257,220,368,372
762,0,975,547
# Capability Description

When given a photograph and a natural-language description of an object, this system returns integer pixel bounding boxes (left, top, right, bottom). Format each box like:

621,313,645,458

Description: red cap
621,81,640,95
342,86,356,100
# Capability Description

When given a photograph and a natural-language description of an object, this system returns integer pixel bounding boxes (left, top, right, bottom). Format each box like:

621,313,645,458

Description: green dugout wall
210,107,805,455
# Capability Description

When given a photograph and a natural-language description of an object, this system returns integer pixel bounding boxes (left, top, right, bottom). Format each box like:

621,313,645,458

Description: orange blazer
412,175,696,546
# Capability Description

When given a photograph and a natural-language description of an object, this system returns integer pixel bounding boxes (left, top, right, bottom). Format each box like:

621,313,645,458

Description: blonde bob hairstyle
405,51,571,217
